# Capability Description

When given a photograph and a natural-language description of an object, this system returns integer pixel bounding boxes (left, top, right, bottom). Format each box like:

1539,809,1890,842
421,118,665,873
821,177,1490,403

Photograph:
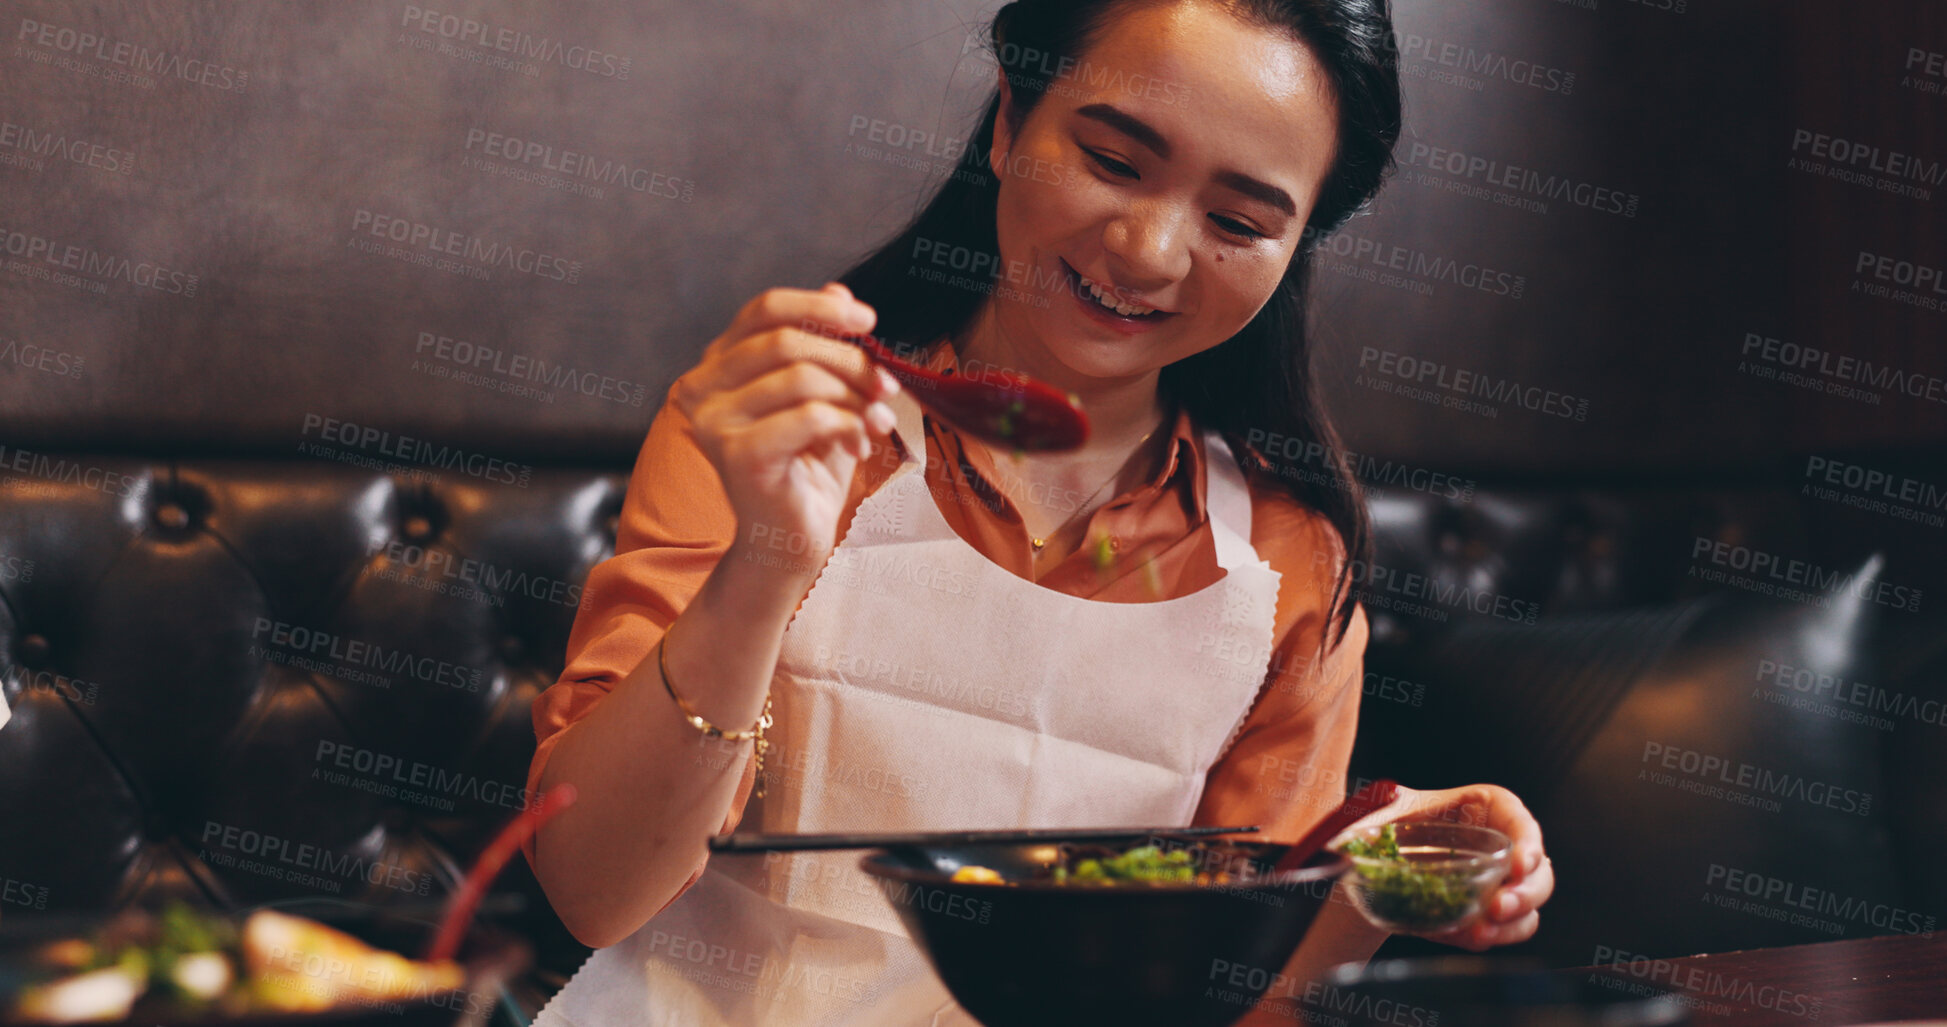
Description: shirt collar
898,339,1209,524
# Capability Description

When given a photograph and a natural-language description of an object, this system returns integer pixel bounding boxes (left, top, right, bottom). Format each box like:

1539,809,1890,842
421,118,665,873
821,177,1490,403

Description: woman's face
985,0,1339,384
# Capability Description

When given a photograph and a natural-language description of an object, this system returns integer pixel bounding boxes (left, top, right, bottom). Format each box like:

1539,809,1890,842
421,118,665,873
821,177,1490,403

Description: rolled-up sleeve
521,380,758,868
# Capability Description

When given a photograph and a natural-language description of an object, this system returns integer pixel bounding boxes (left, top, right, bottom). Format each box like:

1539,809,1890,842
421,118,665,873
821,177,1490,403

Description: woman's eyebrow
1076,103,1297,217
1213,170,1296,217
1077,103,1172,158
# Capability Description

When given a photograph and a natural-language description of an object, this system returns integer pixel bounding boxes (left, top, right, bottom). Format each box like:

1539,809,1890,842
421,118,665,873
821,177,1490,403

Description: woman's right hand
673,282,901,565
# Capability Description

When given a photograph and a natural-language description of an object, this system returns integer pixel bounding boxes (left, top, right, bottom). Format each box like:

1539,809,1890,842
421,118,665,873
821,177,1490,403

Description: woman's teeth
1075,272,1156,317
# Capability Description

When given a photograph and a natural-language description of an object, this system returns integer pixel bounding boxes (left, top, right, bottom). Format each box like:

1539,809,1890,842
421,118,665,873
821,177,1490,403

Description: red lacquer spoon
834,332,1090,453
424,783,578,962
1271,778,1399,876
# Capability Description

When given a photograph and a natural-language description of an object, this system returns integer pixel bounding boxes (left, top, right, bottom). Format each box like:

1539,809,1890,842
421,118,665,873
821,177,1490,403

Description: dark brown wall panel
0,0,1940,473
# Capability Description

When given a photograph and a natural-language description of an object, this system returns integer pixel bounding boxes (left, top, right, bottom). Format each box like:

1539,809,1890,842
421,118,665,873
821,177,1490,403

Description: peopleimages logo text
0,224,199,295
1741,332,1947,404
1641,742,1872,815
299,414,533,487
0,120,135,173
1790,129,1947,188
1394,32,1577,94
1591,947,1819,1020
1755,658,1947,729
314,741,532,811
0,446,139,497
1319,552,1541,625
199,821,432,895
1690,538,1922,612
252,617,484,692
15,19,249,90
1804,457,1947,511
1308,229,1527,297
349,209,581,283
1706,864,1936,937
1244,428,1477,501
1402,141,1639,217
398,6,630,78
461,129,689,200
415,333,646,406
1359,347,1588,420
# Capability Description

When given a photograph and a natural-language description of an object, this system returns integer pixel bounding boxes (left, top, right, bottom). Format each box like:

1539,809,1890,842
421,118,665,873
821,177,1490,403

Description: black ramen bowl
1303,957,1692,1027
859,837,1350,1027
0,900,531,1027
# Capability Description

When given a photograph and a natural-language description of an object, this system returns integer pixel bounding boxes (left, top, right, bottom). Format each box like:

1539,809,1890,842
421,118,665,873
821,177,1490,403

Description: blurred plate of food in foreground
0,902,528,1027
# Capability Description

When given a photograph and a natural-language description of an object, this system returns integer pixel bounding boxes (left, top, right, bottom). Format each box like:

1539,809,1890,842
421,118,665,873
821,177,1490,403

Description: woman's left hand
1339,782,1554,951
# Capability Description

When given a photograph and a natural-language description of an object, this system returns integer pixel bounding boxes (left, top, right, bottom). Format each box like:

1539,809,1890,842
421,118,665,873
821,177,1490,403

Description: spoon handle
819,329,1089,452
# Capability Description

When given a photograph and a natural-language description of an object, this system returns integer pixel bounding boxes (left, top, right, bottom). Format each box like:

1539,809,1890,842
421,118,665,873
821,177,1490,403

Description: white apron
535,388,1282,1026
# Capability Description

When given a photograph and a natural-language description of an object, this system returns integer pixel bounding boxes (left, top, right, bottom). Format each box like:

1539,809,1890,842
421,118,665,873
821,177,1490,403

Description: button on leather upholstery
143,813,173,842
18,633,51,666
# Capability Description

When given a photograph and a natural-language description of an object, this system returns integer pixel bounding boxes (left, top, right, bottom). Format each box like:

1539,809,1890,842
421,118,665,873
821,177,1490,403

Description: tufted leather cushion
1352,476,1946,965
0,458,622,958
1540,576,1914,959
4,453,1940,980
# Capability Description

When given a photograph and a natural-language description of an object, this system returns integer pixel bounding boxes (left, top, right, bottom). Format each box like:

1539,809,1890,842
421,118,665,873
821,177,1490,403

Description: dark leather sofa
0,457,625,1003
1,447,1941,1008
1348,458,1947,965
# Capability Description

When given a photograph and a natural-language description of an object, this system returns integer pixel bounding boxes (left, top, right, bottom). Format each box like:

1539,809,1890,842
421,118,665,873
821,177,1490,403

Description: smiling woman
842,0,1401,619
524,3,1555,1026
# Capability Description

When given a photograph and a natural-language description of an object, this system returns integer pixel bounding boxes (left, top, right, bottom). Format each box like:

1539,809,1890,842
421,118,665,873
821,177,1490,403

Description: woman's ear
987,67,1017,180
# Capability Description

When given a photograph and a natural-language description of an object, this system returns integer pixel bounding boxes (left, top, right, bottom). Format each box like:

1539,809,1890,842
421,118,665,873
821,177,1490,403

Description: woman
527,1,1554,1023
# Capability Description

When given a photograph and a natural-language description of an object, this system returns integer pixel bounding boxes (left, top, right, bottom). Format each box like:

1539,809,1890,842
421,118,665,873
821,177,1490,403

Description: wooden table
1572,932,1947,1025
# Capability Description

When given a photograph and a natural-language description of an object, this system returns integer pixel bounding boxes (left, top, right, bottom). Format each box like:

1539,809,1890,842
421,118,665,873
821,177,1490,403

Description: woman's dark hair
837,0,1402,647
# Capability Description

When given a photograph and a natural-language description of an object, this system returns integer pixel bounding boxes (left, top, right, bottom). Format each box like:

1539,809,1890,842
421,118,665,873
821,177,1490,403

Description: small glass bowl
1335,821,1512,936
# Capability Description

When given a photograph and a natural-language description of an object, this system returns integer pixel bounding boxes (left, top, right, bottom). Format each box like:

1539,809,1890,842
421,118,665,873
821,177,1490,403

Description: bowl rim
855,845,1352,893
1334,821,1513,873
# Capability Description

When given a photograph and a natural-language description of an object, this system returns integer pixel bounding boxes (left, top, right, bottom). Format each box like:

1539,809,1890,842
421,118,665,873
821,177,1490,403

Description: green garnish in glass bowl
1336,822,1511,935
1339,822,1402,861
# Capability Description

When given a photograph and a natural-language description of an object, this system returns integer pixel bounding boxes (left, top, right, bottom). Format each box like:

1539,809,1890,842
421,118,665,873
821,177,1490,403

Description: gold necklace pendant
1019,425,1155,562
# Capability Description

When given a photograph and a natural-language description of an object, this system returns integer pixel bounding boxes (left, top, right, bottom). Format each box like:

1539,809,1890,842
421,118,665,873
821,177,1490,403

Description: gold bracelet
659,629,773,798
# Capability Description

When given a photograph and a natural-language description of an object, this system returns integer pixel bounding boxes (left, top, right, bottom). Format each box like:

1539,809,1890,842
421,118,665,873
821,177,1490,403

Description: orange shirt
525,341,1369,913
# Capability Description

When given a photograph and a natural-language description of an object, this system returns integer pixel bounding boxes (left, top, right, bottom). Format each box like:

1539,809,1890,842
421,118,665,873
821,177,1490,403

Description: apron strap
1201,428,1258,570
888,388,928,477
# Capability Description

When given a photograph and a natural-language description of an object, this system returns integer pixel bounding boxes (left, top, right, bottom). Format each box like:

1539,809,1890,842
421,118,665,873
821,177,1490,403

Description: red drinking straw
425,783,579,962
